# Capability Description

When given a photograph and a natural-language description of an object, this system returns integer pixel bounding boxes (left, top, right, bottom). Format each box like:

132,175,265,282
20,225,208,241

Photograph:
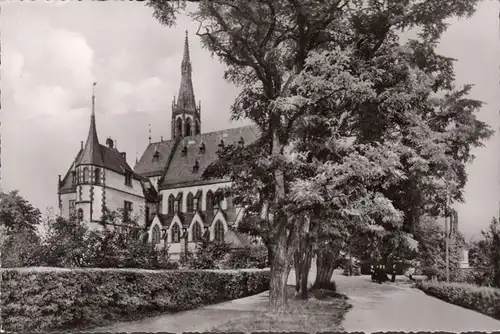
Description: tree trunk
313,244,339,289
300,241,313,299
268,229,293,314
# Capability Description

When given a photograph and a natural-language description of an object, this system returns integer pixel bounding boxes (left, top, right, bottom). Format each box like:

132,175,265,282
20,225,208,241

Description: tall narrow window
214,220,225,241
176,118,183,137
124,201,132,222
195,121,200,135
206,191,214,211
168,195,175,214
71,171,76,186
125,172,132,186
185,118,192,136
171,224,181,243
152,225,161,245
193,197,199,211
192,222,202,242
77,208,84,222
186,192,194,212
94,168,100,185
69,200,76,215
83,167,89,183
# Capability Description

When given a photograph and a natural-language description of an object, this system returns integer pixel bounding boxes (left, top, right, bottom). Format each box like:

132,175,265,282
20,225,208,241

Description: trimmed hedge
1,267,270,332
416,280,500,320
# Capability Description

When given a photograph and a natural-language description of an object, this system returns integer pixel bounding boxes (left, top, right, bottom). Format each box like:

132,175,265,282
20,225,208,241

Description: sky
1,1,499,240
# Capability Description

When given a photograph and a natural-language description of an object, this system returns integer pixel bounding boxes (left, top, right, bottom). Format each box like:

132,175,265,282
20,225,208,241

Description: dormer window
199,142,206,154
181,145,188,156
71,171,76,185
238,136,245,148
193,160,199,173
153,150,160,162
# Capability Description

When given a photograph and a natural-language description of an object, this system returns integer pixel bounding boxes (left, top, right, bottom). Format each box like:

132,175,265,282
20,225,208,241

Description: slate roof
161,125,259,189
58,150,83,194
134,139,179,177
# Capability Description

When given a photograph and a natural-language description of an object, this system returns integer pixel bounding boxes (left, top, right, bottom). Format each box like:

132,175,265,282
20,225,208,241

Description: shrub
186,239,232,269
1,267,270,332
416,280,500,320
219,244,269,269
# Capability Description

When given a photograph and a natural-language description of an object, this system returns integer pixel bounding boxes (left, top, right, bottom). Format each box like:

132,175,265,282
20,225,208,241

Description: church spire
79,82,104,166
172,30,200,139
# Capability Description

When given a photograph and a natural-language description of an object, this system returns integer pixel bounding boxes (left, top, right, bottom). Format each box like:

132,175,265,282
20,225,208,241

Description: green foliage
1,267,271,332
416,280,500,320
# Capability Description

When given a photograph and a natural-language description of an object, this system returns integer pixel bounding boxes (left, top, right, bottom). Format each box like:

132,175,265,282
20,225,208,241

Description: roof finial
92,82,97,116
148,124,152,144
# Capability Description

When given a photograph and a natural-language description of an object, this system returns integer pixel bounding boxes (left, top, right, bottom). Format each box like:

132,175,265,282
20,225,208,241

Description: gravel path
334,273,500,333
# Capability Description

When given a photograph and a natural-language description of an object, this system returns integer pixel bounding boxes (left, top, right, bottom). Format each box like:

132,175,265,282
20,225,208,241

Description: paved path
334,273,500,333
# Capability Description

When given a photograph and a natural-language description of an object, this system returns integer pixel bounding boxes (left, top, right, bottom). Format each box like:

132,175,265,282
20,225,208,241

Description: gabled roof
158,125,259,189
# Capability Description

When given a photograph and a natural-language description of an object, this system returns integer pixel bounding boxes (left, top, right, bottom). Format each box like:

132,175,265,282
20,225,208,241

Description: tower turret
171,30,201,139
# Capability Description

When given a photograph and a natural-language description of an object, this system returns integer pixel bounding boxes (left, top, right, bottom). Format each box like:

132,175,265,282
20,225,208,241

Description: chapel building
58,31,258,259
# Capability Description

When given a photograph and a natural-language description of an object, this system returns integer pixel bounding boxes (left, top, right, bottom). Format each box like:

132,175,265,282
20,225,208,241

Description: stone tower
74,83,104,223
171,30,201,139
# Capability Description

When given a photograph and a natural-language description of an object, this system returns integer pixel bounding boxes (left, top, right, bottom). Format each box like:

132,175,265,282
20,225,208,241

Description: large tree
148,0,492,312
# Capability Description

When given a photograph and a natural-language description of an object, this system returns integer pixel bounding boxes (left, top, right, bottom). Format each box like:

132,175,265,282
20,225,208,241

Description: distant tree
468,217,500,287
0,191,43,267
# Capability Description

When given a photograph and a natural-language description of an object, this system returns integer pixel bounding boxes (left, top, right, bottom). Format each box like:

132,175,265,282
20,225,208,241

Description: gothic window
152,225,161,245
187,192,194,212
214,220,225,241
71,171,76,185
94,168,100,185
168,195,175,214
171,223,181,243
193,197,199,211
192,222,202,242
176,118,183,137
185,118,192,137
206,191,214,211
83,167,89,183
77,208,84,222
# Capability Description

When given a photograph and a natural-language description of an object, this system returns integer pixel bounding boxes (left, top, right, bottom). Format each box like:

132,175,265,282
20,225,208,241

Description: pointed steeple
176,30,197,112
79,82,104,166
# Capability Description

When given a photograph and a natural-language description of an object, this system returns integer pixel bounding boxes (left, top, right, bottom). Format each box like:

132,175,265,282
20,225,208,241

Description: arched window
152,225,161,245
94,168,100,185
206,190,214,211
77,208,84,222
214,220,225,241
185,118,192,137
193,197,199,211
192,222,202,242
176,118,183,137
186,192,194,212
168,195,175,214
171,223,181,243
83,167,89,183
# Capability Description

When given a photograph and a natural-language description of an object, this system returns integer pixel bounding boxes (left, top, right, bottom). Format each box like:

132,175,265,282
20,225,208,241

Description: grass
211,285,352,332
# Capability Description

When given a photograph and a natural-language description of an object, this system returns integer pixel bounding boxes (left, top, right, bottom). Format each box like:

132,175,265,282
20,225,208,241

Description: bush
1,267,270,332
185,239,232,269
219,244,269,269
416,280,500,320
